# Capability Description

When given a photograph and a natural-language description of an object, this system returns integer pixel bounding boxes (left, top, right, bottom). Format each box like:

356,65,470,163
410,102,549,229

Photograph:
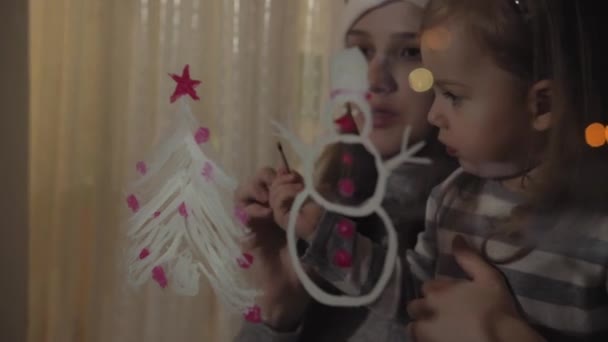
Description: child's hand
269,167,321,240
406,236,543,342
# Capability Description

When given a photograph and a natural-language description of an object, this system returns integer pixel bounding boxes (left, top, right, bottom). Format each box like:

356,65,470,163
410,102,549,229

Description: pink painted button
341,152,354,166
338,178,355,198
333,249,353,268
336,218,355,239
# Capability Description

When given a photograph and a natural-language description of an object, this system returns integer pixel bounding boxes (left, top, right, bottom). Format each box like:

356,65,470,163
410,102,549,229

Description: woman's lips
371,110,398,128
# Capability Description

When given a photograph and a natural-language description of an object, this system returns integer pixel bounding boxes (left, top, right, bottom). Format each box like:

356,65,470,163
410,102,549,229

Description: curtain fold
29,0,344,341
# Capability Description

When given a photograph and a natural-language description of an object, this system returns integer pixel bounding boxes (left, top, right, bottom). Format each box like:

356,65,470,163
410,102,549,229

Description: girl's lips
446,146,458,156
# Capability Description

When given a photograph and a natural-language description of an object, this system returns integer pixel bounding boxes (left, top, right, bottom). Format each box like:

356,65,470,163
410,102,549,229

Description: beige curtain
29,0,345,341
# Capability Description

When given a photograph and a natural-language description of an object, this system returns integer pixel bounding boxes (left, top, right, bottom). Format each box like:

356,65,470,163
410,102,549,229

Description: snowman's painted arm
385,126,432,171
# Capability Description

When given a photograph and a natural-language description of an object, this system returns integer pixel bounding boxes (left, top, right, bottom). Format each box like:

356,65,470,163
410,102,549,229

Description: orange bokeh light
585,123,606,147
421,27,452,51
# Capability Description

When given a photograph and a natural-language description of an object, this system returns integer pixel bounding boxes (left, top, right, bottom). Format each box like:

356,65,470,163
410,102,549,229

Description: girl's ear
527,79,552,132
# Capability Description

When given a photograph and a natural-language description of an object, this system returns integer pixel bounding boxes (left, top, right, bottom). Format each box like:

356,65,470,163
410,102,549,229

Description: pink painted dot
152,266,168,288
341,152,354,166
365,92,372,101
333,249,353,268
237,253,254,269
336,218,355,239
139,248,150,260
126,194,140,213
178,202,188,218
194,127,210,144
201,162,214,181
338,178,355,198
136,161,148,175
243,305,262,323
234,206,249,226
153,211,161,218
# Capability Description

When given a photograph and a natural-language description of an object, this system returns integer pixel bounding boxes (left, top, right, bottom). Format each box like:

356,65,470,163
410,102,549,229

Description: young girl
233,0,456,341
403,0,608,341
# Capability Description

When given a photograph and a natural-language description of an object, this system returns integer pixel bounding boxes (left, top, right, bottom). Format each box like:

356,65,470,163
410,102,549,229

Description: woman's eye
399,47,421,58
358,46,374,59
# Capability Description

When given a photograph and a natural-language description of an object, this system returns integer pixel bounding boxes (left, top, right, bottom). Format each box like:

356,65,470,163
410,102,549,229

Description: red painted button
341,152,354,166
333,249,353,268
336,218,355,239
338,178,355,198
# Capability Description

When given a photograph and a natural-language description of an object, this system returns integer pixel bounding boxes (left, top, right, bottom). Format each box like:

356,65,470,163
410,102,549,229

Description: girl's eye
399,47,421,59
442,90,463,106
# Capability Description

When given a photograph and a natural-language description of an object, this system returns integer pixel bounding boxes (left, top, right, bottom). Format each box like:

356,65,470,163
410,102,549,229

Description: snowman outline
273,48,433,307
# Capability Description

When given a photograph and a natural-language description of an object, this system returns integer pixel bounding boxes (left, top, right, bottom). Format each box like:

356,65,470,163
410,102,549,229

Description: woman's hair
422,0,608,211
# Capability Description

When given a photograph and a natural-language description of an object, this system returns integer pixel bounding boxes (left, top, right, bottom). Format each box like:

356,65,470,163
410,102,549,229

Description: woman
233,1,454,340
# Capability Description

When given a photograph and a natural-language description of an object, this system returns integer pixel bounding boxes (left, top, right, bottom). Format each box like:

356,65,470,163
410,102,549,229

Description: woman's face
346,1,434,158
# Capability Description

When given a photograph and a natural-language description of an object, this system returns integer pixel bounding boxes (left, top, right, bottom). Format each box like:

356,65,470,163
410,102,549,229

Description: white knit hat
337,0,429,47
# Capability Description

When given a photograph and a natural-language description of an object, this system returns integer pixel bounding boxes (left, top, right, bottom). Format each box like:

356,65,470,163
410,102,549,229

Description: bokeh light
421,27,452,51
409,68,434,93
585,123,606,147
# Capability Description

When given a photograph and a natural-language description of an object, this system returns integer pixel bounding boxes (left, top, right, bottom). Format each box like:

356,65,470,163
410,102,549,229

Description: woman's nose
368,56,396,95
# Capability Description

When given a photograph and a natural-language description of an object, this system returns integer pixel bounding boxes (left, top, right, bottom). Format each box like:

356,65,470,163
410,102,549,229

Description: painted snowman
273,48,432,307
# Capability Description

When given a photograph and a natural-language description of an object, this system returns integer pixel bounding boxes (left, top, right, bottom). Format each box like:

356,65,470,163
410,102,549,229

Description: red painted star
169,64,201,103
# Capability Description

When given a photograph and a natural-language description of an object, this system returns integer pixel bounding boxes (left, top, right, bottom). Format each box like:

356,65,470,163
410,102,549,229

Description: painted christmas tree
124,65,261,318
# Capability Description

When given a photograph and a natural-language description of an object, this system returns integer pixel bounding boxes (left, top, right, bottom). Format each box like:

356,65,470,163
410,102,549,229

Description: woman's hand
234,167,311,331
268,167,322,241
406,235,545,342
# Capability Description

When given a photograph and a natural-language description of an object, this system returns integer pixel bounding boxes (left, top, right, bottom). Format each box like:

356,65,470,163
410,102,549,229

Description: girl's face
422,20,540,177
346,1,434,158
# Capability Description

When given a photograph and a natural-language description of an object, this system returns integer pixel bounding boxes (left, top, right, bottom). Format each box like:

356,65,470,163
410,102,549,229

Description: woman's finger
270,184,304,215
235,180,268,204
256,167,277,187
245,203,273,221
235,168,277,204
276,184,305,209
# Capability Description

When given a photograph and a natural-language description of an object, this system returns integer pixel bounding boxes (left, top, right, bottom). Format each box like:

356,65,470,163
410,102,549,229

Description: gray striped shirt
407,168,608,341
